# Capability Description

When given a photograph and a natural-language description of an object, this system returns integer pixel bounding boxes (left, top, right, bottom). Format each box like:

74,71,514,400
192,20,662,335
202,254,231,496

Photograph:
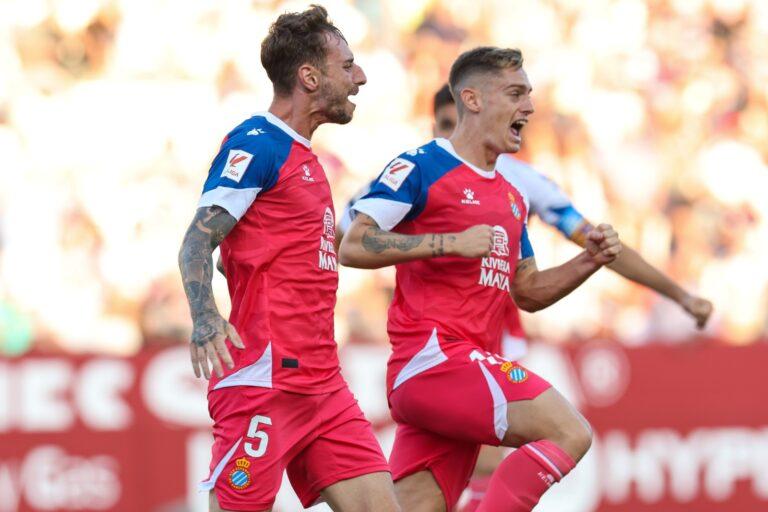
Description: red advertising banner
553,341,768,512
0,347,212,512
1,342,766,511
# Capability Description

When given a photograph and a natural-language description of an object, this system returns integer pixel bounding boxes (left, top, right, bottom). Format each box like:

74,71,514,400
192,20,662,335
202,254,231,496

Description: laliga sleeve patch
221,149,254,183
379,158,415,191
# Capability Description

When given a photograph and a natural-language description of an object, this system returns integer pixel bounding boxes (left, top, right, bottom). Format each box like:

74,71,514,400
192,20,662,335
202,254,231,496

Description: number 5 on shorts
245,415,272,458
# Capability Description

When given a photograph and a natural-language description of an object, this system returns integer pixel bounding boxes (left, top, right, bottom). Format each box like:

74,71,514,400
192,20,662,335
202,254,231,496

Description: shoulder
225,116,293,163
375,140,441,191
496,154,541,189
496,154,571,213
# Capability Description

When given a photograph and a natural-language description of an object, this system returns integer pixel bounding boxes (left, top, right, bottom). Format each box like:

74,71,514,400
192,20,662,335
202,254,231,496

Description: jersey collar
435,138,496,179
258,111,312,148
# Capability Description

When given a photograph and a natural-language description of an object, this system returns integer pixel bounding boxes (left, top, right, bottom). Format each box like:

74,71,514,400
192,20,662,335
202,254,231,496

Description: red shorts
200,385,389,511
388,341,551,510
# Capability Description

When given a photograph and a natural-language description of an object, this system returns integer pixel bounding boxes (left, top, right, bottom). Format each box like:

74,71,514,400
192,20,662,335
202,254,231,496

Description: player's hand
450,224,494,258
680,295,713,329
585,223,621,266
190,312,244,379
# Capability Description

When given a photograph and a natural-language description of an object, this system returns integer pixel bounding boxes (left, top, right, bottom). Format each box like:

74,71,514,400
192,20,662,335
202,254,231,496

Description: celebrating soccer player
178,6,399,512
340,47,622,511
339,81,713,510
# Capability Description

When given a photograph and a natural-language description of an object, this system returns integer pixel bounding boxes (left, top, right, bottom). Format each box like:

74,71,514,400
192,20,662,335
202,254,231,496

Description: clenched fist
585,223,621,266
450,224,494,258
680,294,714,329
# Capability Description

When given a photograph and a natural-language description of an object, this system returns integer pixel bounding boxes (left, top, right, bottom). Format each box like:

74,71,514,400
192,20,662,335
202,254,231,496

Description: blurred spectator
1,0,766,355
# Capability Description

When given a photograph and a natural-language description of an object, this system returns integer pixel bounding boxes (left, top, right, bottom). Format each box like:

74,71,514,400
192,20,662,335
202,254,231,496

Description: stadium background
0,0,766,510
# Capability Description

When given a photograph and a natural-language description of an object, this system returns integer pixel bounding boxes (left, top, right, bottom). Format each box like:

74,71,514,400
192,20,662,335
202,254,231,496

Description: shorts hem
216,497,273,512
299,464,392,508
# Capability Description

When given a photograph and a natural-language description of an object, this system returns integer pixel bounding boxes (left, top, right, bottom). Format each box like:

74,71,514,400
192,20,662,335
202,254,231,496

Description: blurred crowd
0,0,766,356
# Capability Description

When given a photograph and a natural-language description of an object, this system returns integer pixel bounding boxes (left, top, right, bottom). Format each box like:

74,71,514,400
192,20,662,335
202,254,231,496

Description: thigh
201,387,315,512
390,422,480,511
396,471,445,512
321,471,398,512
502,386,591,455
390,348,551,446
287,386,392,510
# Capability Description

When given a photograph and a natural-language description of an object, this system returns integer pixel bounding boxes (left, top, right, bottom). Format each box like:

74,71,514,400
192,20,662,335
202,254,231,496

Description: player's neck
268,96,322,142
449,124,499,172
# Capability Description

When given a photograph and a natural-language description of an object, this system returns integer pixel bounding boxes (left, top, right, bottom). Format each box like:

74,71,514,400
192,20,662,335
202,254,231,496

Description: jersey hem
208,379,347,396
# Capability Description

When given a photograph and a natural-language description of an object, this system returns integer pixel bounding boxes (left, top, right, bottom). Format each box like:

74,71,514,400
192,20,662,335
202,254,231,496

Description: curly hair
260,5,346,95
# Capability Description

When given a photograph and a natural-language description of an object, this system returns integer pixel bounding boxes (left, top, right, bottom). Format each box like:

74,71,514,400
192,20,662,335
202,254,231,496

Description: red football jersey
353,138,533,391
198,112,343,395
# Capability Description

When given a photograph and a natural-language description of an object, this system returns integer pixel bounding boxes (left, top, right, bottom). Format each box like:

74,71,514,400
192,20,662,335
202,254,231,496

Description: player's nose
522,95,534,115
354,64,367,86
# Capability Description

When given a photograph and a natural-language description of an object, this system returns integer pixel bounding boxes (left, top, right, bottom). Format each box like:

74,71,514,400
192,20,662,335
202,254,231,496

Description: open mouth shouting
510,118,527,144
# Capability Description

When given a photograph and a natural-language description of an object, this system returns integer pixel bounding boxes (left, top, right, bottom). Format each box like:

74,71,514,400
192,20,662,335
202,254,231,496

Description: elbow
338,239,364,268
516,299,544,313
338,250,356,267
512,292,546,313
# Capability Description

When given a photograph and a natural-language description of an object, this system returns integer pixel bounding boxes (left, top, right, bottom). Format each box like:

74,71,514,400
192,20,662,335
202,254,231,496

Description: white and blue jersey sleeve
519,222,535,260
352,155,425,231
496,154,588,239
198,133,281,221
338,181,374,234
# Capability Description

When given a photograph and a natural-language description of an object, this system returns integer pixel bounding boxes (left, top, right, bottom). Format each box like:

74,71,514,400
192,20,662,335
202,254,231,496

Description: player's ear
297,64,321,93
459,87,482,114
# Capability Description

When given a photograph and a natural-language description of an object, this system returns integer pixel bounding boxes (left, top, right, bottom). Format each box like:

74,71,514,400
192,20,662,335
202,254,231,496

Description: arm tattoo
178,206,237,346
361,227,425,254
428,234,445,257
516,257,535,273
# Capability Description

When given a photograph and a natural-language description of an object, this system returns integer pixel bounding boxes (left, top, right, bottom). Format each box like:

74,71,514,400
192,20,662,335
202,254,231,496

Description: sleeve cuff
198,186,261,220
352,197,413,231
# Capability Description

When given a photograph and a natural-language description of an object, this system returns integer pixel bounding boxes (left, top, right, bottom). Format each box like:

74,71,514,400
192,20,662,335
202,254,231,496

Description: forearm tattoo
178,206,237,346
361,227,425,254
428,233,451,258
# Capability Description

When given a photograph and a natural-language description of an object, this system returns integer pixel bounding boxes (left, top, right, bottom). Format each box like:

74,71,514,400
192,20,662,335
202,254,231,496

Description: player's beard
319,80,354,125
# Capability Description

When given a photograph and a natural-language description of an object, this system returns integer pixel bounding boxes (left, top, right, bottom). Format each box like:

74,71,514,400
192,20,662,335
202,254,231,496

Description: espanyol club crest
228,457,252,490
500,361,528,383
508,192,522,220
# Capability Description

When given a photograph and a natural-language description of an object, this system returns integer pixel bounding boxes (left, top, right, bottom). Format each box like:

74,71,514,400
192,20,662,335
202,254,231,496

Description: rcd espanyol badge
508,192,522,220
228,457,252,490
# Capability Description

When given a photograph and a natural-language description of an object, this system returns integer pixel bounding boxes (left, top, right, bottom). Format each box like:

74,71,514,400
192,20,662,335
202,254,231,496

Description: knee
557,415,592,462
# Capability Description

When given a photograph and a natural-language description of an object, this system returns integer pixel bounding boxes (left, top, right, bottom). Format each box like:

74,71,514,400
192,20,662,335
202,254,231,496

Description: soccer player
178,7,399,512
338,81,713,510
340,84,712,333
340,47,622,511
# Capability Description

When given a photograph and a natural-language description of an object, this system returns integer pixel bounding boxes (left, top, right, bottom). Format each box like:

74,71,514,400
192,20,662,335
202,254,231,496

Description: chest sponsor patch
379,158,415,191
221,149,254,183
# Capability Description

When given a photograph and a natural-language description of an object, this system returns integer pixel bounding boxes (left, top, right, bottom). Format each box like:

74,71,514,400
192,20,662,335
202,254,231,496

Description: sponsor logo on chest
461,188,480,205
478,225,511,292
318,207,337,272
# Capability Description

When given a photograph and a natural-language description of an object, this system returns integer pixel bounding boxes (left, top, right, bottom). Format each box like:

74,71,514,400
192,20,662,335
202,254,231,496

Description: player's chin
327,106,354,125
504,138,522,153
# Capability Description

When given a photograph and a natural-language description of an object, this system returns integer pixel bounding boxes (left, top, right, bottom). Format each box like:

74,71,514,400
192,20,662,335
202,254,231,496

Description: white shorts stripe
198,437,243,492
477,363,509,442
